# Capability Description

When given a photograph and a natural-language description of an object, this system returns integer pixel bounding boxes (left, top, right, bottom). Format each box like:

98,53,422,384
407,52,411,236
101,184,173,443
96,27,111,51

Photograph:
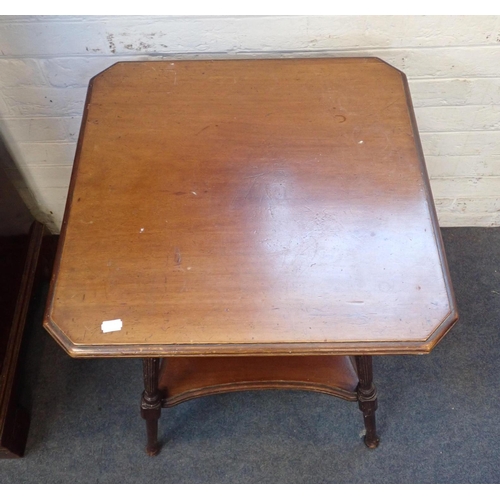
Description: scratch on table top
195,125,211,136
174,247,182,265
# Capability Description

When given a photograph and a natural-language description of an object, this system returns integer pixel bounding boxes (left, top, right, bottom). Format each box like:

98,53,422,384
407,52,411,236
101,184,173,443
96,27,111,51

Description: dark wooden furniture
44,58,458,455
0,138,46,458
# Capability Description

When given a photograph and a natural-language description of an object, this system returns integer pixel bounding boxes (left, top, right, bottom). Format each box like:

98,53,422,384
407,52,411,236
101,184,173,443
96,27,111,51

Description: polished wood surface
159,355,359,407
44,58,457,357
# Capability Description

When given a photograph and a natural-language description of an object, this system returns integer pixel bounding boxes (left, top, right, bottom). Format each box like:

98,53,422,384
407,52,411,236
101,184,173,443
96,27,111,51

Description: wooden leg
140,358,162,456
355,355,380,449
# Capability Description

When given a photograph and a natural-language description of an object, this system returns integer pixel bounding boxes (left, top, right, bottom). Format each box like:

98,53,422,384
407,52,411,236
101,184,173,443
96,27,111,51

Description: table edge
42,306,458,358
43,58,460,359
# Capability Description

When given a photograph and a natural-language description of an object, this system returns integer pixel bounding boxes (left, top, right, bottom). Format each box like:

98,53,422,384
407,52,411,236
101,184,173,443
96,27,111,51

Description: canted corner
421,307,459,353
42,313,82,359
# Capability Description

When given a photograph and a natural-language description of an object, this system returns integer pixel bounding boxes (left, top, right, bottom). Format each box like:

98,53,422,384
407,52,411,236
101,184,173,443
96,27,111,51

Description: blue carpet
0,227,498,483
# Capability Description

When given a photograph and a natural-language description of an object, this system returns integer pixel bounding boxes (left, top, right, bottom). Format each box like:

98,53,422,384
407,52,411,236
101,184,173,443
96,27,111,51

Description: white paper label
101,319,123,333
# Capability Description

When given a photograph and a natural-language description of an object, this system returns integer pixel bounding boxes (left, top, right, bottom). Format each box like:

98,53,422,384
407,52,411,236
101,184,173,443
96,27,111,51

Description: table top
44,58,458,358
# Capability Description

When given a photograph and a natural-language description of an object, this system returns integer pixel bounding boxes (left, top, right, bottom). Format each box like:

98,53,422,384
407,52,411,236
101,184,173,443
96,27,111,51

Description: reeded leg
355,355,380,449
141,358,162,456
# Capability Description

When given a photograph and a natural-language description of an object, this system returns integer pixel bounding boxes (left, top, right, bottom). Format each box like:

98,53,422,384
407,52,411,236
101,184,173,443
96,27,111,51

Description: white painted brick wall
1,15,499,232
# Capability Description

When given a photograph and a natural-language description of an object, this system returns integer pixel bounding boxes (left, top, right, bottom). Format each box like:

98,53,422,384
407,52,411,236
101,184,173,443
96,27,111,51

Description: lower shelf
159,355,359,407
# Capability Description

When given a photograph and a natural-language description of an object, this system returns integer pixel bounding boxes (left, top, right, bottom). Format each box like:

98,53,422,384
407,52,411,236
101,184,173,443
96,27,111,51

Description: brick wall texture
1,15,499,232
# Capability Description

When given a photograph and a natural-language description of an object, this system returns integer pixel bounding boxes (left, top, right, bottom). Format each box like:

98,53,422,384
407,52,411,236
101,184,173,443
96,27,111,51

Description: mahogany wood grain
43,58,457,357
159,355,359,407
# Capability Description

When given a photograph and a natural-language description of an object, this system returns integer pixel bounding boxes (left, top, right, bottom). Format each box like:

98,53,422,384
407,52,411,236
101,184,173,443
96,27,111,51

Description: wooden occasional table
44,58,458,455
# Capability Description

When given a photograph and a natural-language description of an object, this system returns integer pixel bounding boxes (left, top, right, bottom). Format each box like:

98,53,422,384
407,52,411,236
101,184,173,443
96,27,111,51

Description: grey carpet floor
0,227,499,483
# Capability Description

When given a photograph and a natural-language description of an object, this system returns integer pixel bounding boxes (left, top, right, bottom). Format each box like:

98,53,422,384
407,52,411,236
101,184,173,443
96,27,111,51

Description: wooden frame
42,58,459,454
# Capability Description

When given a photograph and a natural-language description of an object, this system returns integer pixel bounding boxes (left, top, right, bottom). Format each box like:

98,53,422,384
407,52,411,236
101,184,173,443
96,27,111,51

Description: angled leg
355,355,380,449
141,358,162,456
